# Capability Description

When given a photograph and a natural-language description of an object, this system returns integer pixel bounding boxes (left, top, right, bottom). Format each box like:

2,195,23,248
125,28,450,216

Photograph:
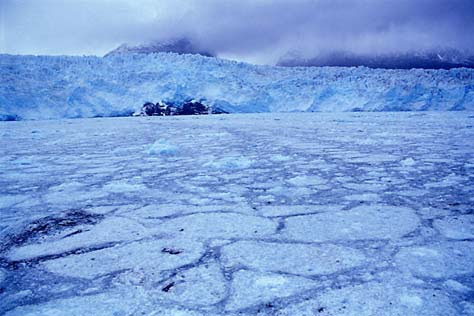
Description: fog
1,0,473,64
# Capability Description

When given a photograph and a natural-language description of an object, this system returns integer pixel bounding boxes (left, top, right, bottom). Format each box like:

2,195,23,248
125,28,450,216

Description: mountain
277,49,474,69
104,38,215,58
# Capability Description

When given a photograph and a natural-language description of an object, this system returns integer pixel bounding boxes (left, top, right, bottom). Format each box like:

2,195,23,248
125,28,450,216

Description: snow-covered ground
1,53,474,121
1,112,474,315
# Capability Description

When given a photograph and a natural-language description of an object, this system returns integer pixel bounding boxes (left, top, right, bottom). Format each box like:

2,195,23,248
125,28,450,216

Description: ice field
0,112,474,315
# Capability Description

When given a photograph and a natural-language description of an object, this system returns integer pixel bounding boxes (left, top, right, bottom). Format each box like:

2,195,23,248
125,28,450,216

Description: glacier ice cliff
1,53,474,120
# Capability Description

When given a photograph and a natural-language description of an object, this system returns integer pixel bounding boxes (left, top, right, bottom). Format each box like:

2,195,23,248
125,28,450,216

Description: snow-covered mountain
105,38,214,58
278,49,474,70
1,52,474,120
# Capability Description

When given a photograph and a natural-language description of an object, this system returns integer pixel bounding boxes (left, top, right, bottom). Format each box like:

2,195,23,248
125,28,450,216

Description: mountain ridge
277,49,474,70
104,38,215,58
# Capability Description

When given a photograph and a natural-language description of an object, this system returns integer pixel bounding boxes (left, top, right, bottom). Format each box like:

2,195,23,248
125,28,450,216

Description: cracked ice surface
1,112,474,315
281,205,420,242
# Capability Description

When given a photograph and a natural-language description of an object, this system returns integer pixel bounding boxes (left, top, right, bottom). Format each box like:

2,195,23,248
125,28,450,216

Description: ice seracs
1,53,474,120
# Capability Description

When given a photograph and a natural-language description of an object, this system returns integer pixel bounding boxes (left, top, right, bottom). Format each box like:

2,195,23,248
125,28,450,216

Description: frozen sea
0,112,473,315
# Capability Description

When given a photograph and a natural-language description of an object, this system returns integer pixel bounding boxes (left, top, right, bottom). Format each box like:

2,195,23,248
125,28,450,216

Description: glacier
1,53,474,121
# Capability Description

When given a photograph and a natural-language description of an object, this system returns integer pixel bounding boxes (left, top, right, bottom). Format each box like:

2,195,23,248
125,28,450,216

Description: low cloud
1,0,473,64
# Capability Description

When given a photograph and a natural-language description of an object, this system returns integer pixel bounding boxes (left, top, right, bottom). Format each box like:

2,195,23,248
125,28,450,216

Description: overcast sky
1,0,473,64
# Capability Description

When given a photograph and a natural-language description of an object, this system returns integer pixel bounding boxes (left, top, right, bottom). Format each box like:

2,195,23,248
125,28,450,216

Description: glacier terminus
1,53,474,121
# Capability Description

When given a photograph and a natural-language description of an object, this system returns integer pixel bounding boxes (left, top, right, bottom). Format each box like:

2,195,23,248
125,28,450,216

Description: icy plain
0,112,474,315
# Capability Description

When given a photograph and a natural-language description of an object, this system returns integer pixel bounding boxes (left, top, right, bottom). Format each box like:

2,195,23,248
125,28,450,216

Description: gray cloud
1,0,473,64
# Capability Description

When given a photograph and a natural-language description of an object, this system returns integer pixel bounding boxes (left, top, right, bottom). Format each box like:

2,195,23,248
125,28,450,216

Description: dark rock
161,248,182,255
178,101,209,115
165,105,179,116
142,102,155,116
0,114,21,121
141,102,165,116
210,107,228,114
136,100,228,117
161,282,175,292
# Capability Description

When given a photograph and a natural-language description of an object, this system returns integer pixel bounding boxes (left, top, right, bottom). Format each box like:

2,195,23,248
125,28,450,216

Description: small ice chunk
154,213,277,239
270,154,291,162
444,280,472,293
146,139,178,156
225,270,318,311
400,294,423,307
41,238,204,279
283,205,420,242
345,193,380,202
462,302,474,315
103,181,145,193
425,174,466,188
433,215,474,239
221,241,366,276
277,280,455,316
260,204,343,217
287,175,326,186
49,181,84,192
395,241,474,278
155,262,227,306
204,157,253,169
400,157,416,166
255,275,288,287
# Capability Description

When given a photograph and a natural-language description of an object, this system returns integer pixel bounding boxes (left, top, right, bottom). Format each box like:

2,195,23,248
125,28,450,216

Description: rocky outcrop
141,102,165,116
179,101,209,115
134,100,227,117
